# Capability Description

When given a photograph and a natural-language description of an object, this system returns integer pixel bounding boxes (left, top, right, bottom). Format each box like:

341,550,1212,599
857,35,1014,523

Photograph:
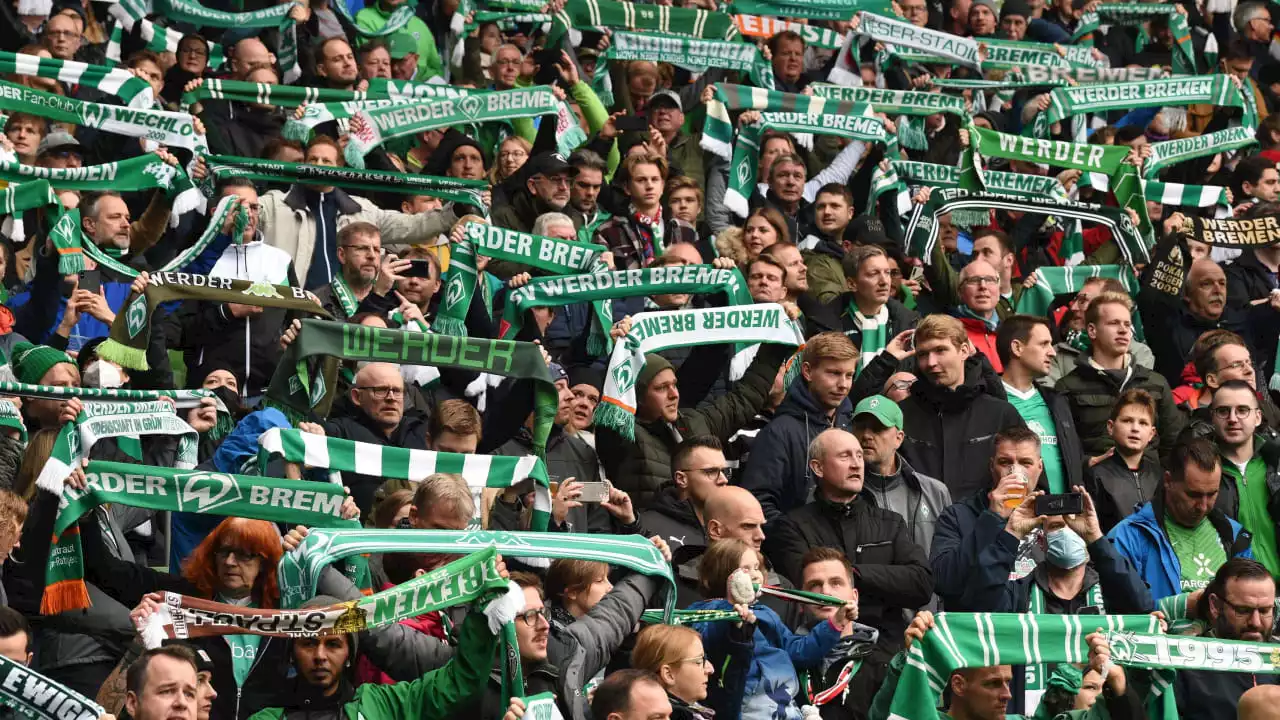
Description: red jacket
959,316,1002,373
353,582,446,686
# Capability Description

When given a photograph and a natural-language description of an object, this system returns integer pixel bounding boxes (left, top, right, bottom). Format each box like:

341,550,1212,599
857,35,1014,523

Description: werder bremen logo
735,161,751,187
459,94,484,122
142,161,178,189
79,102,109,129
612,357,636,395
445,274,465,308
177,471,243,513
242,281,283,299
125,294,149,339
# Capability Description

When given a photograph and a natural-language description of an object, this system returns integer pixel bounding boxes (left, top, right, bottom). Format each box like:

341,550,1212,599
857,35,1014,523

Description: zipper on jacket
855,540,892,560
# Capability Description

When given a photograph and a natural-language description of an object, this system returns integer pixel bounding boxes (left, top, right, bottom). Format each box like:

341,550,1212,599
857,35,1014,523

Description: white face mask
84,360,123,389
1046,527,1089,569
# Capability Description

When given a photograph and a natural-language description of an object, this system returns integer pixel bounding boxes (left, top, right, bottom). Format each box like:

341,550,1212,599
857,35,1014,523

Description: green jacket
355,6,442,82
802,249,845,305
1054,354,1187,459
247,613,497,720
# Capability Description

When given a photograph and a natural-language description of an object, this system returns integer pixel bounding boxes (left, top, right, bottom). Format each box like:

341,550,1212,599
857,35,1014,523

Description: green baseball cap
388,32,417,60
852,394,903,430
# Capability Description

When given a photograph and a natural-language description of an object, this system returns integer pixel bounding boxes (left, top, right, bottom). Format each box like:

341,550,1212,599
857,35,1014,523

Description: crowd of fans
0,0,1277,718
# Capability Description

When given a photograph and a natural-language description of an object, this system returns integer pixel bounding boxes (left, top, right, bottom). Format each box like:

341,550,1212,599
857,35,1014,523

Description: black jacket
1175,661,1279,720
1213,436,1280,543
638,484,706,555
1086,451,1163,533
1054,354,1187,460
830,296,919,346
765,492,934,653
930,490,1044,611
1225,249,1279,311
201,100,287,159
322,409,430,514
899,366,1026,500
739,377,854,526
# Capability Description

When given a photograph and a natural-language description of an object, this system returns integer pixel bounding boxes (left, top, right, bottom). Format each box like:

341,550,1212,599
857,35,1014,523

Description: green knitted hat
11,342,74,385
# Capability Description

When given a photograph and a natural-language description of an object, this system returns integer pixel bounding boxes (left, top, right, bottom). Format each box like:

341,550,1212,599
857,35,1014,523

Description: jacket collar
283,184,362,215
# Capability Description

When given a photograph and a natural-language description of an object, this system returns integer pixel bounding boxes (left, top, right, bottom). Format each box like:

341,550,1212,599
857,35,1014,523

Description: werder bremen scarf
99,270,333,371
1074,4,1196,74
1176,212,1280,248
0,80,204,152
1145,126,1258,178
855,11,982,69
1035,75,1245,140
43,460,361,614
137,548,507,644
499,265,754,356
851,304,888,373
596,304,804,439
869,160,1068,213
978,37,1104,70
257,428,553,530
0,151,201,218
203,155,486,208
282,82,473,141
810,84,967,117
0,181,76,271
106,19,226,70
728,0,891,20
344,87,567,168
181,79,371,111
887,612,1160,720
264,320,559,457
0,382,214,408
701,83,879,160
1014,265,1139,316
905,188,1150,265
278,528,675,615
547,0,739,46
0,51,154,108
605,31,774,89
0,653,104,720
436,222,606,336
1082,173,1231,212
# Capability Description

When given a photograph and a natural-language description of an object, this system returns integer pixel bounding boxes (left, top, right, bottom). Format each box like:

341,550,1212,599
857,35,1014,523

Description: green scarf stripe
905,188,1149,265
604,31,774,89
1038,75,1242,139
977,37,1101,70
640,608,743,624
203,154,486,206
264,320,558,458
0,400,26,443
100,269,333,371
282,85,471,142
855,11,982,69
1074,4,1196,73
154,0,294,28
278,528,674,616
436,222,607,337
1022,65,1171,84
463,11,553,35
257,428,553,530
1014,265,1138,316
0,51,154,108
810,83,967,116
331,0,416,37
80,195,250,281
0,151,195,199
702,83,874,160
0,382,213,407
887,613,1160,720
1082,173,1230,210
499,265,754,355
596,304,804,440
181,79,371,111
1145,127,1258,179
106,20,226,70
547,0,739,46
0,180,87,274
890,160,1068,199
0,654,104,720
0,80,205,152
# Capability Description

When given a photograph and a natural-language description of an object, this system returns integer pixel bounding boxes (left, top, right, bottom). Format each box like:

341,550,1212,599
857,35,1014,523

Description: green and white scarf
463,10,554,35
547,0,739,46
120,0,300,79
257,428,552,530
702,83,854,159
1024,583,1104,713
850,304,888,373
728,0,891,20
0,51,154,108
0,382,214,408
906,188,1149,266
0,400,26,443
1082,173,1231,212
0,181,78,272
855,11,982,70
106,19,225,70
1036,75,1244,140
278,528,675,614
203,154,486,208
0,80,205,152
343,87,570,168
499,265,754,356
980,37,1104,70
640,608,744,624
1106,629,1280,672
1145,126,1257,178
264,320,559,458
43,459,361,615
726,110,884,215
1014,265,1138,316
137,548,508,644
1074,4,1196,74
596,304,804,440
0,150,201,217
887,612,1160,720
0,653,104,720
99,269,332,371
181,79,370,111
886,159,1068,200
733,15,846,50
605,31,774,89
435,222,606,336
1022,65,1169,84
75,194,239,282
810,84,967,117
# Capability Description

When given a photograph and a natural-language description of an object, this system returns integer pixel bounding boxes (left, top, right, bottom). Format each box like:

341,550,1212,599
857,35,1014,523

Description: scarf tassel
96,339,150,372
40,527,91,615
594,398,637,441
432,316,468,338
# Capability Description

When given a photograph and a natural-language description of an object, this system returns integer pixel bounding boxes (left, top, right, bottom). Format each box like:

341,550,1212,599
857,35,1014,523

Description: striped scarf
1073,4,1197,74
850,304,888,373
733,15,846,50
1023,584,1104,714
0,382,213,407
1036,76,1245,141
702,83,853,160
547,0,738,46
181,79,372,111
0,654,104,720
604,31,774,89
729,0,891,19
980,37,1104,70
596,304,805,440
1145,126,1258,178
1083,174,1231,213
1014,265,1139,316
0,181,80,272
282,80,473,141
106,19,225,70
257,428,553,530
0,51,154,107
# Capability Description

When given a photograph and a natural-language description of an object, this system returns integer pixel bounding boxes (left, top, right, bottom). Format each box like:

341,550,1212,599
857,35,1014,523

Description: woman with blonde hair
632,623,739,720
490,135,532,185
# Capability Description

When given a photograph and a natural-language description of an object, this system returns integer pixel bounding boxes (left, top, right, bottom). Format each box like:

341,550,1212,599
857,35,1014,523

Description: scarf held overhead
0,51,154,107
0,80,205,152
0,652,104,720
203,155,486,207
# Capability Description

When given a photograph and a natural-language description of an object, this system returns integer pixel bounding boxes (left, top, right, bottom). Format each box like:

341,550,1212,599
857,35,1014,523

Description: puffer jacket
801,235,847,305
638,484,706,554
899,365,1026,500
1054,353,1187,459
1085,451,1163,533
1046,339,1156,384
739,378,854,525
323,409,430,515
259,185,458,286
597,342,791,508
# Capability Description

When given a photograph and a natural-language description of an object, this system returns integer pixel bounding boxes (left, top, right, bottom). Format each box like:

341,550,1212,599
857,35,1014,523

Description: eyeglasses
356,385,404,399
494,58,522,67
215,547,262,562
45,30,78,39
961,275,1000,287
516,607,549,625
180,46,209,57
537,175,572,187
341,244,381,255
1217,358,1254,374
1212,405,1258,419
1220,598,1275,618
675,655,708,666
681,466,729,478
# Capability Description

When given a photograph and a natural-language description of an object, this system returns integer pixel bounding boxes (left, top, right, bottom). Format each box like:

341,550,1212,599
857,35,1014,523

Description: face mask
210,384,244,416
84,360,124,389
1045,527,1089,569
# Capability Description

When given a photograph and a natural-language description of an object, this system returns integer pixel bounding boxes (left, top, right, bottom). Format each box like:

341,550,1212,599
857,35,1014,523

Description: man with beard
315,37,359,91
566,150,610,237
311,223,389,320
1172,559,1278,719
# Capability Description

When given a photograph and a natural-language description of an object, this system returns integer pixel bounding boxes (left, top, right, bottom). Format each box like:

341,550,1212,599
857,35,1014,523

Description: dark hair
747,255,788,284
127,645,199,697
972,229,1013,256
744,206,791,246
1223,36,1255,63
1191,329,1248,380
1212,379,1260,406
338,221,379,247
126,50,164,70
994,426,1041,451
698,538,755,598
767,30,805,53
1199,557,1274,618
800,546,855,586
815,183,853,206
1111,388,1157,423
569,148,608,174
1167,435,1221,483
0,606,30,652
357,38,390,60
673,436,722,472
510,571,544,597
592,669,665,720
995,314,1052,369
841,244,887,280
1113,126,1146,145
1236,154,1276,189
262,136,304,161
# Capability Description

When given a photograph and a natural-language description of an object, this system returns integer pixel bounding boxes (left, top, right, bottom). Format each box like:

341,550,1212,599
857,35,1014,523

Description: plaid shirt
592,214,699,270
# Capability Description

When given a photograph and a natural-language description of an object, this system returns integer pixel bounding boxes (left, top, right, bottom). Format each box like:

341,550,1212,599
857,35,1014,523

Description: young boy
1085,389,1164,532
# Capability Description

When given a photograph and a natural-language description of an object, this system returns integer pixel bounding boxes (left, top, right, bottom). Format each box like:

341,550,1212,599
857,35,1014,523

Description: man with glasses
954,259,1005,371
898,0,930,27
311,223,393,321
493,152,577,234
42,12,82,62
1209,381,1280,579
641,436,730,555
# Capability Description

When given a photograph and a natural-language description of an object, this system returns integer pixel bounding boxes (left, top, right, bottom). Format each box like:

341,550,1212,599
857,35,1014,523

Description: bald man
956,258,1004,371
704,486,767,550
324,362,430,513
230,37,275,79
1239,685,1280,719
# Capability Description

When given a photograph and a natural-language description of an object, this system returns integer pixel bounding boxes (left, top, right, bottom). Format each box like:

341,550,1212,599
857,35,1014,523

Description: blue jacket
689,598,841,720
1107,500,1253,601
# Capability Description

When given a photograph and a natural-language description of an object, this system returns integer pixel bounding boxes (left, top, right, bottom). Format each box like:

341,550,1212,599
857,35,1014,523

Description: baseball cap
388,32,417,60
852,395,903,430
37,129,80,157
648,89,683,112
525,151,577,178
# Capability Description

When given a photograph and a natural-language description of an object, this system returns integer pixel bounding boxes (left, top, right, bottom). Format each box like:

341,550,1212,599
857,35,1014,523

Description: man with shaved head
1238,685,1280,719
230,37,276,79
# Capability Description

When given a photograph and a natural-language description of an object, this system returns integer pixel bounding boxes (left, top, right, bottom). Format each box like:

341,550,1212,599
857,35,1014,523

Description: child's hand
732,603,756,627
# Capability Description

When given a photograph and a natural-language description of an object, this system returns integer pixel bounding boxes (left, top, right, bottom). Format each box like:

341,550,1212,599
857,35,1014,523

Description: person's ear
673,470,688,490
893,429,904,445
659,663,677,686
1010,338,1023,360
125,692,140,718
809,456,823,479
1106,419,1115,436
1208,592,1223,621
706,519,721,540
960,342,974,359
801,361,813,383
1086,322,1098,341
526,176,540,196
408,504,420,525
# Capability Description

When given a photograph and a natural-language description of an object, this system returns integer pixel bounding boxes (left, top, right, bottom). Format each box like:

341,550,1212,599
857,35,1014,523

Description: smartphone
403,259,435,279
901,329,915,352
616,115,650,132
1037,492,1084,516
78,272,101,295
576,481,611,503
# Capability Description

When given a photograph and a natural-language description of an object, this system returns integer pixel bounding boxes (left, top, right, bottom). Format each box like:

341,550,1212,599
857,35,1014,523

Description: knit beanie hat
1000,0,1031,19
637,353,674,391
11,342,74,385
